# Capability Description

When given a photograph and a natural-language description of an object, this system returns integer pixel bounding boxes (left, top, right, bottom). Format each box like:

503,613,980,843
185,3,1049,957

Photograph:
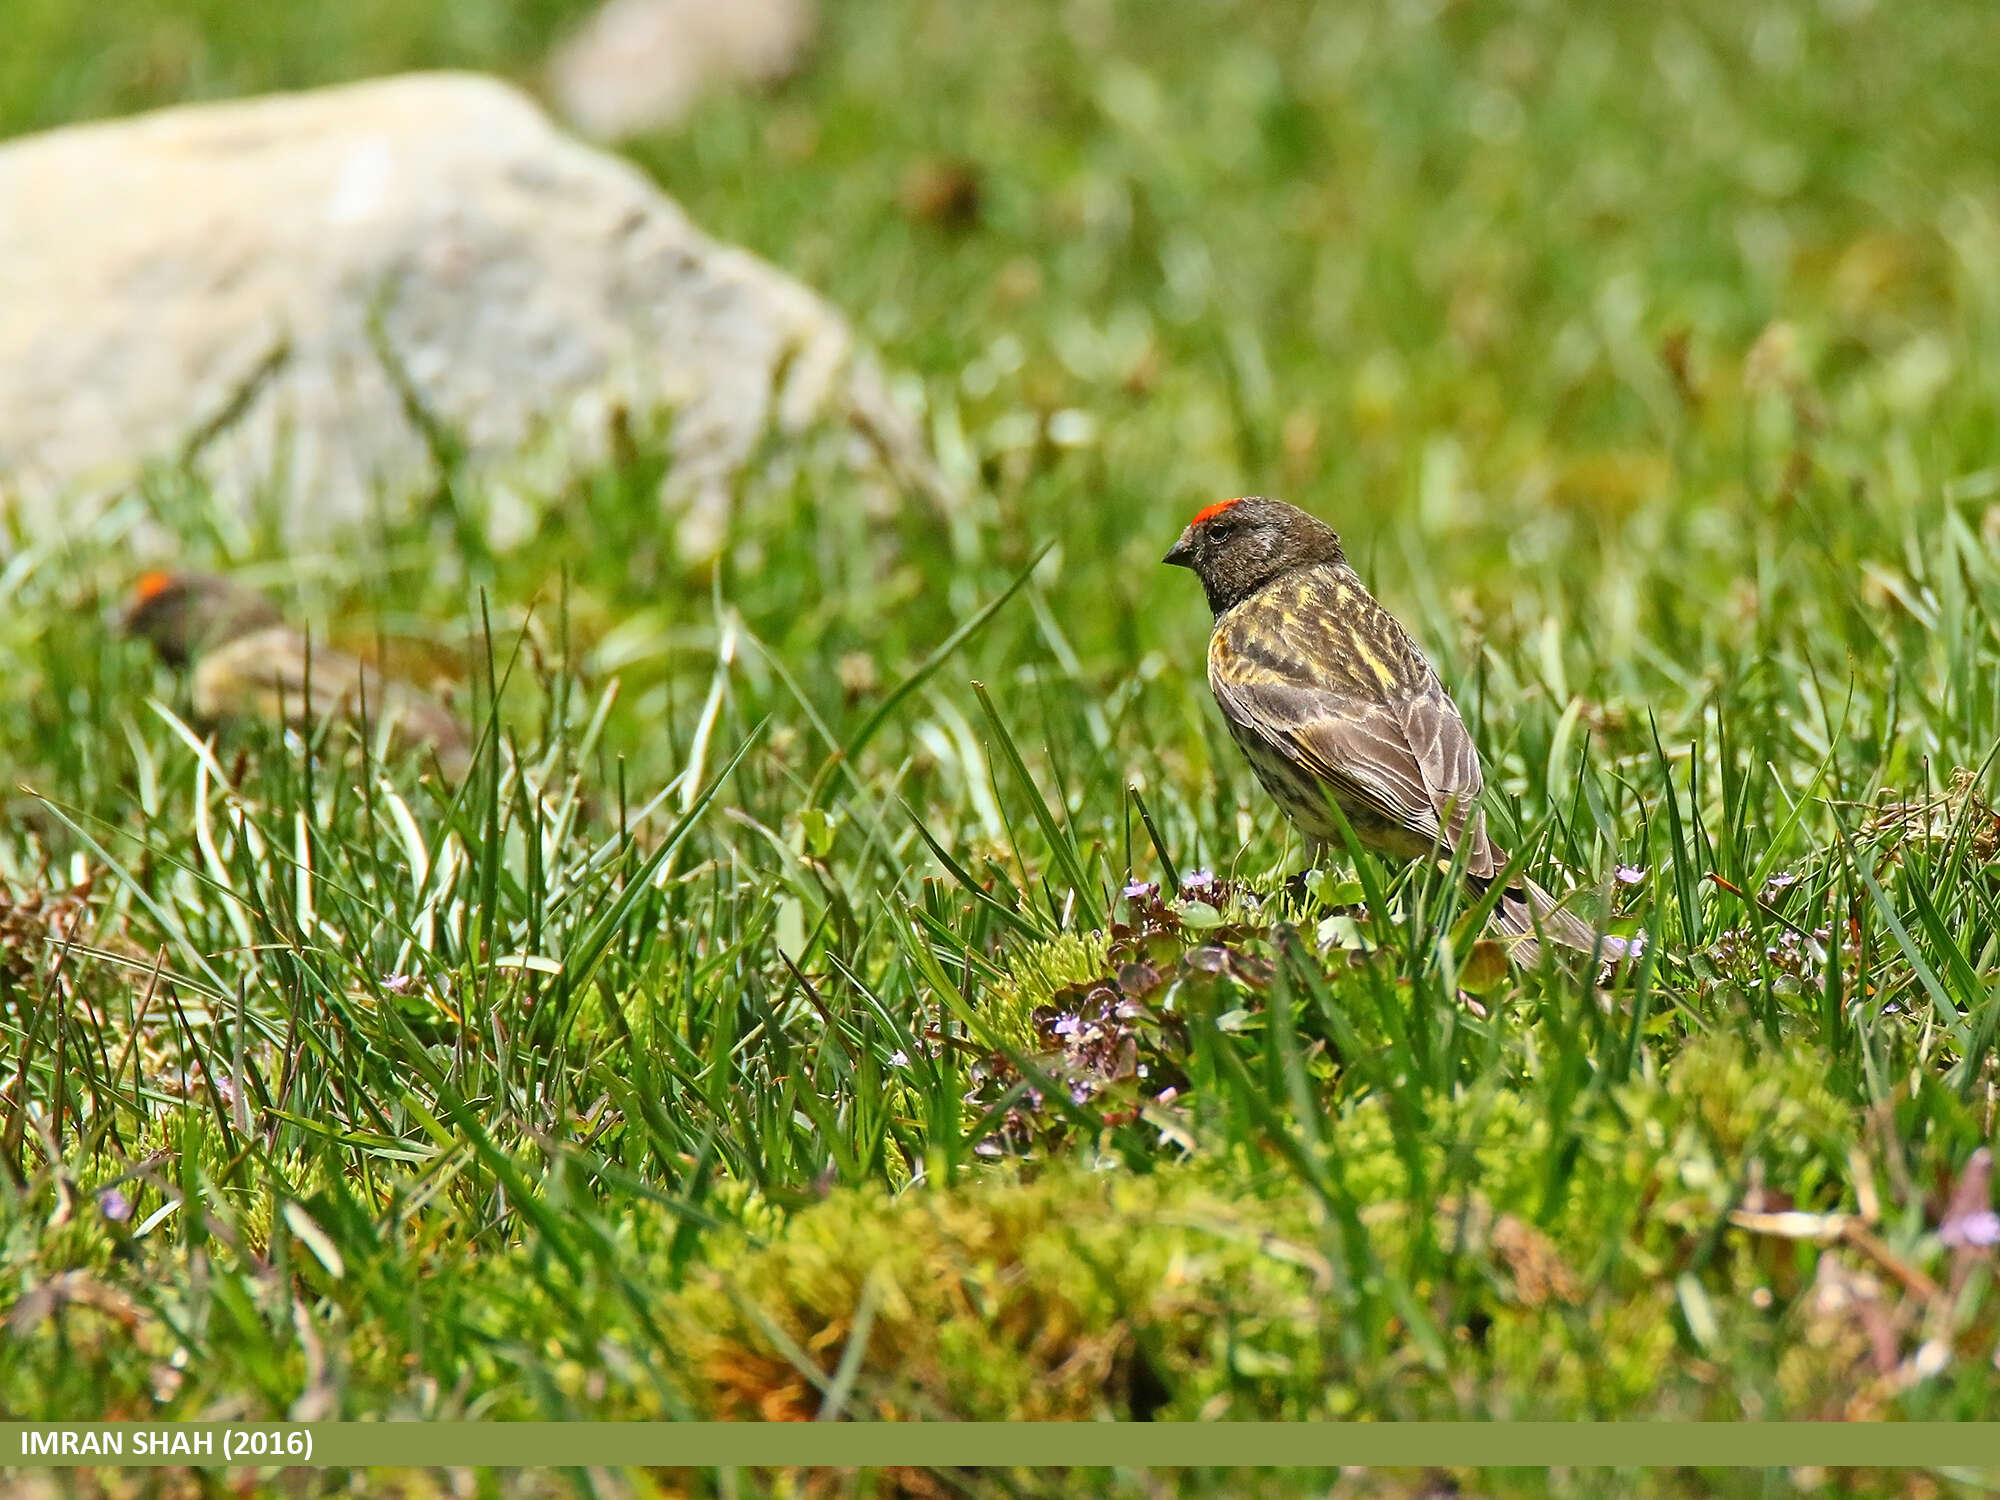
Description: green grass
7,0,2000,1493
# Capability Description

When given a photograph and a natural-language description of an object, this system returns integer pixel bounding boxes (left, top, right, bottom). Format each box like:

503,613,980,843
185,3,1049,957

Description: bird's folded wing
193,628,366,724
1209,667,1435,839
193,628,468,768
1394,686,1498,877
1210,610,1493,870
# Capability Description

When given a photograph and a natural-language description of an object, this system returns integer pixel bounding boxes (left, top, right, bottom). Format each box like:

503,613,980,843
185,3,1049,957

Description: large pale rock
549,0,816,139
0,72,938,553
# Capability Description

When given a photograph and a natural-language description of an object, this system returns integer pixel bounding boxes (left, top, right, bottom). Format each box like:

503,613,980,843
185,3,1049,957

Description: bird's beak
1162,529,1195,568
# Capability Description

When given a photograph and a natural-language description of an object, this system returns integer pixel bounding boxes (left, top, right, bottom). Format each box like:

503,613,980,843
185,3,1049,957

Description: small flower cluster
962,871,1270,1156
0,875,94,989
1705,921,1832,985
1863,768,2000,865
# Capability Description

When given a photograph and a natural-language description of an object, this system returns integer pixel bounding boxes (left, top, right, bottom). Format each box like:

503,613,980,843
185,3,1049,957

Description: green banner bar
1,1423,1994,1468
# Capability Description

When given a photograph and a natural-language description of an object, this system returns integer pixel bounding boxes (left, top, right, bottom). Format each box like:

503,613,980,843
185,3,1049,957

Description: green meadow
5,0,2000,1493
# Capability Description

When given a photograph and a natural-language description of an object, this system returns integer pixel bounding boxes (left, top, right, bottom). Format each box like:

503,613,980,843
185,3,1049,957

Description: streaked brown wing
1208,567,1494,870
1395,680,1496,877
378,687,471,769
193,627,469,771
194,628,370,725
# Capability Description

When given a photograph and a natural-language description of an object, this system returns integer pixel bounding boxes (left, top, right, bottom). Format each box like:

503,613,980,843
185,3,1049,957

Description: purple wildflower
1941,1211,2000,1248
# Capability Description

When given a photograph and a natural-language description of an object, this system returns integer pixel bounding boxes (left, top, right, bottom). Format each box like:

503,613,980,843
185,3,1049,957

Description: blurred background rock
548,0,816,139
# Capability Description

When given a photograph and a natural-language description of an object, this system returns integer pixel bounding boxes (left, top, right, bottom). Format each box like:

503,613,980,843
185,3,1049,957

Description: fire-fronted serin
1164,496,1624,966
120,570,471,779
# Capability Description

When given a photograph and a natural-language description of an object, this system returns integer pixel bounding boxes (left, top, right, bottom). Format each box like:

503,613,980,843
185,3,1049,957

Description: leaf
973,680,1106,931
1458,938,1512,994
282,1202,346,1280
810,540,1053,807
1177,901,1223,930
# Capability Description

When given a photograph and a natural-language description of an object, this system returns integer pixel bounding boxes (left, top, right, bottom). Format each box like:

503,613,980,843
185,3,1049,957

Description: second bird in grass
1164,495,1625,966
120,570,472,780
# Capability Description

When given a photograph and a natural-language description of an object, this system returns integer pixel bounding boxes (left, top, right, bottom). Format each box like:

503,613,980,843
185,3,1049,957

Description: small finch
120,570,471,779
1164,496,1624,965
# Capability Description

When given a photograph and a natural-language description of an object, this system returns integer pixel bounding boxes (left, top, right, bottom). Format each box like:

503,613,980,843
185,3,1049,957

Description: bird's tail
1475,873,1630,968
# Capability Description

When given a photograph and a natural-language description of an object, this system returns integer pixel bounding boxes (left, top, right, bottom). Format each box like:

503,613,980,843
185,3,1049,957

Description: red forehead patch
1190,497,1246,528
132,570,177,603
